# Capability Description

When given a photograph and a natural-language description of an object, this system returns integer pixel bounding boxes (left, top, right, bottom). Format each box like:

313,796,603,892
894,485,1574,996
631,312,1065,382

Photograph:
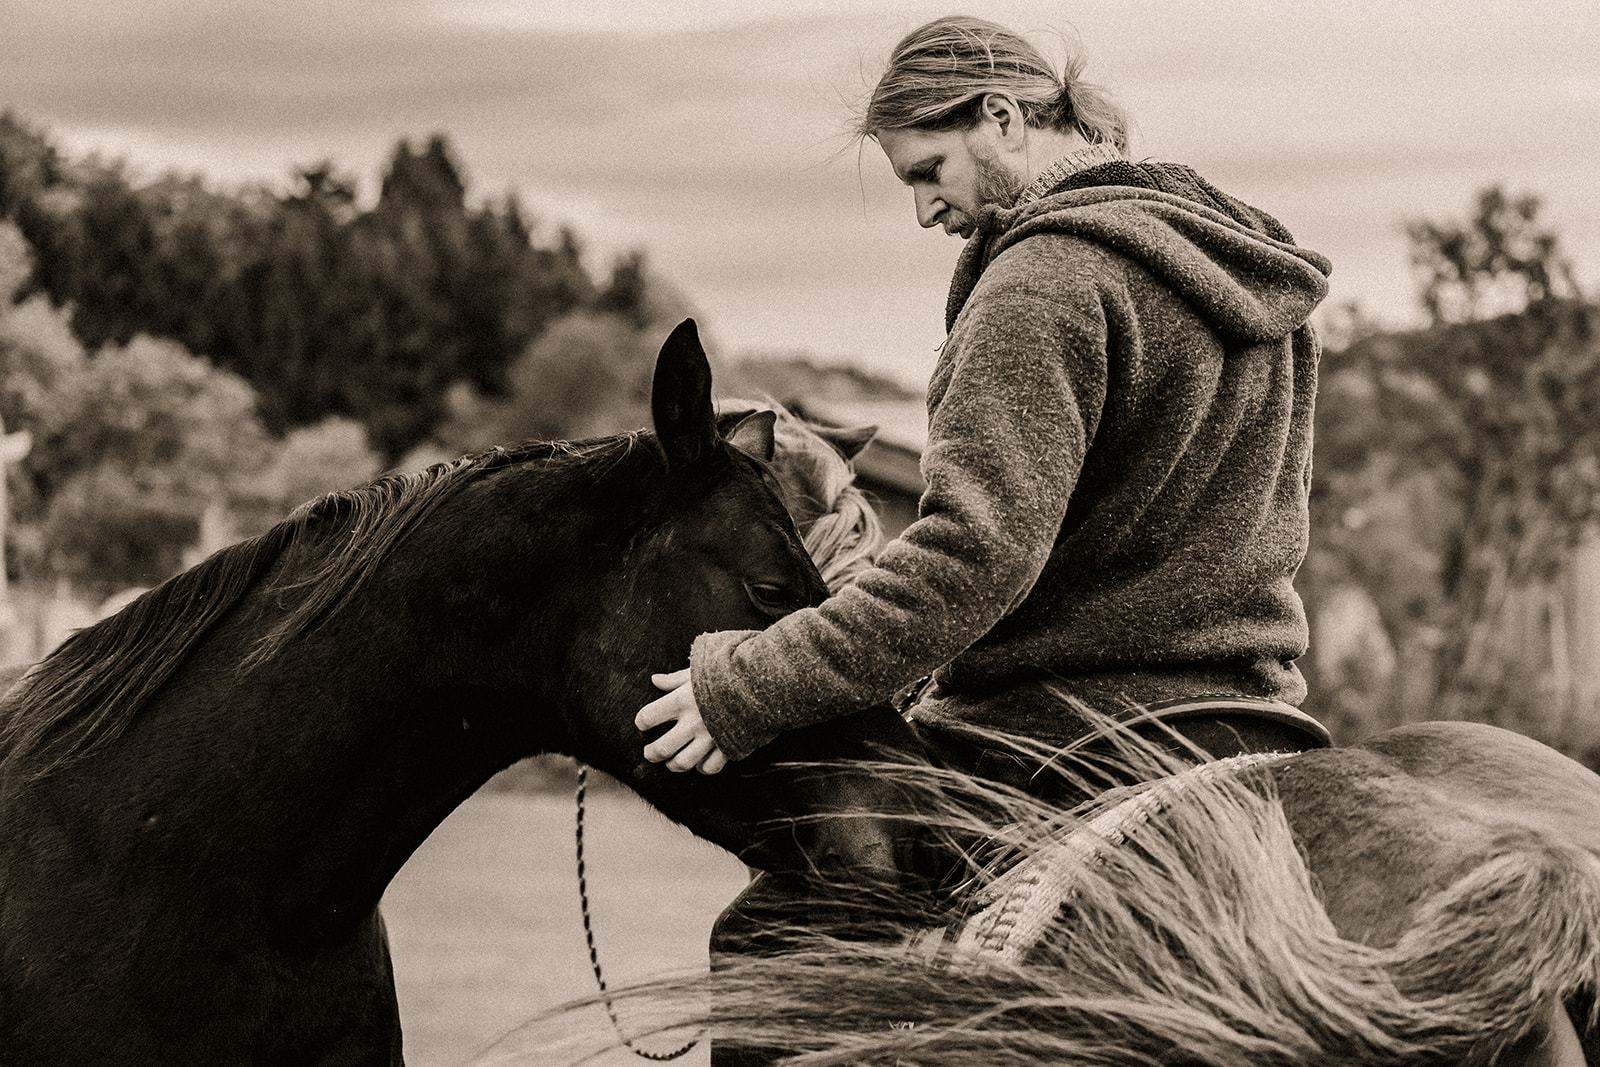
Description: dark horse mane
0,433,650,781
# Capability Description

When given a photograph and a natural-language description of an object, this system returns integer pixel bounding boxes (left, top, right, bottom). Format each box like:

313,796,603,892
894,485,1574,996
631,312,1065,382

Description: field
382,788,750,1067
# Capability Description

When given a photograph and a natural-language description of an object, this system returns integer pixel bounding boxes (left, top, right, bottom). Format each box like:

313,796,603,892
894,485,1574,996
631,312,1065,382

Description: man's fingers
652,668,691,690
637,669,714,771
643,721,693,763
698,748,728,775
666,735,714,773
636,689,684,732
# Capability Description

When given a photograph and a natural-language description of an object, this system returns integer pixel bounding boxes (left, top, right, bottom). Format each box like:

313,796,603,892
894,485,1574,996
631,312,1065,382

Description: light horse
564,409,1600,1066
0,320,904,1066
676,718,1600,1066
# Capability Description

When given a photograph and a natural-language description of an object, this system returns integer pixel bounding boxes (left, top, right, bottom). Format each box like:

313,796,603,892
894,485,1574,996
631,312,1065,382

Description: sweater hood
946,161,1332,344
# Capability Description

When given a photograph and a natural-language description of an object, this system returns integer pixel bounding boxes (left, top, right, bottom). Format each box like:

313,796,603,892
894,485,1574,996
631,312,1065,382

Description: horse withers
0,319,885,1066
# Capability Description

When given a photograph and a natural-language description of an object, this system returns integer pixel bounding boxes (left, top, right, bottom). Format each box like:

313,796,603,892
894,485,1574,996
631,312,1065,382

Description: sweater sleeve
692,258,1111,760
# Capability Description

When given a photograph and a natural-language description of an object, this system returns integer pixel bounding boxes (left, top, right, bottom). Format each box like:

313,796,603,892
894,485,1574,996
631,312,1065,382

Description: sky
2,0,1597,388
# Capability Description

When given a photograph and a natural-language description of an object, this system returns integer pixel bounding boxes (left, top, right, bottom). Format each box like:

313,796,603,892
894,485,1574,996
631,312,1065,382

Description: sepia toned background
4,0,1595,385
3,2,1599,1064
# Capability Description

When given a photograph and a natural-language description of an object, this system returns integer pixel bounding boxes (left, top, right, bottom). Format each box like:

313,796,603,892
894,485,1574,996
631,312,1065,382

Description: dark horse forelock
0,433,649,782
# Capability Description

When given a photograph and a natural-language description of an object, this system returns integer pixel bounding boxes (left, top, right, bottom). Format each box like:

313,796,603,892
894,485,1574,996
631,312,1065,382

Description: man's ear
979,92,1025,142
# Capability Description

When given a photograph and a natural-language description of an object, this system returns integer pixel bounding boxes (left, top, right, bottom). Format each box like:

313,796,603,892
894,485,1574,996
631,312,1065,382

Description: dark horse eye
745,582,805,618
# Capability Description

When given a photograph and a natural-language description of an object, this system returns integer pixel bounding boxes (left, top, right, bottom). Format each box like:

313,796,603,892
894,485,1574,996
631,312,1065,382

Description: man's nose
913,189,941,229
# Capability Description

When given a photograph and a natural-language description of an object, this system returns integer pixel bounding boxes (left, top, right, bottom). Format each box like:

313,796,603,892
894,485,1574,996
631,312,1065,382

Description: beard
973,144,1025,210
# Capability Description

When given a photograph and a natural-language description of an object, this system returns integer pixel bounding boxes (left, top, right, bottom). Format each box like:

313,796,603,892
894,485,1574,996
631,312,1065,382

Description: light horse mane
720,397,884,593
0,433,648,781
544,722,1600,1066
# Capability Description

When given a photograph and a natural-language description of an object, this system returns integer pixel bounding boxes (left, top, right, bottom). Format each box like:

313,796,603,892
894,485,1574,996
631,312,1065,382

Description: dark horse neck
0,317,837,1065
9,569,555,955
0,446,653,954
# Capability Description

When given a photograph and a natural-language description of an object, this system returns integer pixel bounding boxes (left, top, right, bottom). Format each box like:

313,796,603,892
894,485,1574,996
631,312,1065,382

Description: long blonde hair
858,15,1129,151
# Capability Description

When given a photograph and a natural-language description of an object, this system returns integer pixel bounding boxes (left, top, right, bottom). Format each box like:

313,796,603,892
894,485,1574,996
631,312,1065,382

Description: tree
1407,185,1581,325
1309,188,1600,749
427,252,694,456
0,119,614,460
22,337,275,592
0,214,393,611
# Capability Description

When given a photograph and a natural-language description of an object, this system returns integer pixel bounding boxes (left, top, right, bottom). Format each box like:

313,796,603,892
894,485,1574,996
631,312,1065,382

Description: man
637,15,1333,1064
638,14,1330,779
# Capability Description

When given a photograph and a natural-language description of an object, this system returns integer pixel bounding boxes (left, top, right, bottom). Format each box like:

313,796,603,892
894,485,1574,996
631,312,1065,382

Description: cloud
3,0,1597,373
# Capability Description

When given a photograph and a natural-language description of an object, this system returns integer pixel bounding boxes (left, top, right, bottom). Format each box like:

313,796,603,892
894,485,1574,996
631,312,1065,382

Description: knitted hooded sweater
691,160,1332,760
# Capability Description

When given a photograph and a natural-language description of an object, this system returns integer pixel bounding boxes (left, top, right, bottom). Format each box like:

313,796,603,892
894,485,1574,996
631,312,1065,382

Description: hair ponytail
858,16,1129,151
1054,53,1129,151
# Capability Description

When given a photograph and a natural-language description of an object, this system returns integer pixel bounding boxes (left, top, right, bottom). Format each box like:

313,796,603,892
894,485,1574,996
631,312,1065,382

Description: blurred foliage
1408,186,1581,325
427,262,700,456
26,336,270,588
1306,186,1600,757
0,220,379,594
432,311,655,454
0,113,682,460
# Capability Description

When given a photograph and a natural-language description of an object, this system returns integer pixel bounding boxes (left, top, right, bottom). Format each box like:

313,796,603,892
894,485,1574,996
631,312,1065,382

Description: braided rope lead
575,764,701,1061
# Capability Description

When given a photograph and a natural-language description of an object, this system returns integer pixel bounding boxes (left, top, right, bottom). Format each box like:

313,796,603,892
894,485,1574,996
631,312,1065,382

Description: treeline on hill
0,113,674,622
3,109,1600,764
0,113,908,599
0,112,660,459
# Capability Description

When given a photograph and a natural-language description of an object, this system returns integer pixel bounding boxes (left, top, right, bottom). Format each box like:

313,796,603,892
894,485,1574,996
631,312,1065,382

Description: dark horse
0,320,893,1066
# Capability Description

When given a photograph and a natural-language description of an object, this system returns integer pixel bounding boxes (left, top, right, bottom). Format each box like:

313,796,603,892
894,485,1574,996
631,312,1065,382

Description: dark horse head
0,318,902,1065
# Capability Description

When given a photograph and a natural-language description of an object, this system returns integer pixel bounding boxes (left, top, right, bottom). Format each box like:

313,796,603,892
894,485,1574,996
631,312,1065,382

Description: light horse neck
590,715,1600,1066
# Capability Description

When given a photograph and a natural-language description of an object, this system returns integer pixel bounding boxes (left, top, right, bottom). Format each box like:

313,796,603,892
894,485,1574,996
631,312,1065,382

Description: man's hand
636,668,729,774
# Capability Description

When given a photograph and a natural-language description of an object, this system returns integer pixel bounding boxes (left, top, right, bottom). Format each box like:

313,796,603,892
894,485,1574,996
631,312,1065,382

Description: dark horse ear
652,319,719,470
725,409,777,462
